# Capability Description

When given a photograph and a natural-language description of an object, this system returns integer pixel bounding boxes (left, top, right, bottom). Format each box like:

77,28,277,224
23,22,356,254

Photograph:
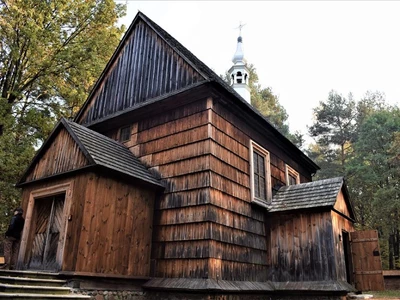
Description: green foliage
221,64,304,147
0,0,126,239
308,91,357,173
309,89,400,269
247,64,290,136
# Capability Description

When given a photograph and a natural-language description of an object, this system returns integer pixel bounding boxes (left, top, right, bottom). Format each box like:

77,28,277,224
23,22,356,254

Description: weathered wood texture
206,99,313,281
74,174,155,276
333,189,352,219
25,127,88,182
91,95,316,281
20,172,155,277
211,100,312,186
121,99,212,279
266,211,337,282
331,190,355,282
78,20,205,125
350,230,384,291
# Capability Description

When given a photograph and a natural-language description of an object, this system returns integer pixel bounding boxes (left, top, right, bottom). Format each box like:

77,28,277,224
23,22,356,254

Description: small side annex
16,119,164,278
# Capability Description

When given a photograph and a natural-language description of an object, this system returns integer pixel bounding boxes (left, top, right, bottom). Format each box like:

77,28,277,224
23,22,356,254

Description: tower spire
228,23,251,104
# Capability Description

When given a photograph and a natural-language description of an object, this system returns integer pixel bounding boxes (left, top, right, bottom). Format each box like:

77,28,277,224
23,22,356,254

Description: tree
221,64,303,146
347,108,400,268
0,0,126,135
0,0,126,238
308,91,357,173
246,64,290,136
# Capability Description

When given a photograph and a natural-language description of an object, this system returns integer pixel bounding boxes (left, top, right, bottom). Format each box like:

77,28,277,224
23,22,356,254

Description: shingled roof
18,118,163,188
269,177,352,216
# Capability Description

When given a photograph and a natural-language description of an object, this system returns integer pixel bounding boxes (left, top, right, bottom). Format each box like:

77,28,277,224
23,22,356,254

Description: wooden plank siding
25,128,89,182
94,95,316,281
205,99,312,281
78,20,206,125
331,190,355,281
106,95,313,281
266,211,337,282
19,172,156,277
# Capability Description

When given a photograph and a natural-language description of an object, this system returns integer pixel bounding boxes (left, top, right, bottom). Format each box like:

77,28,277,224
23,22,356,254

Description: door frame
18,182,73,270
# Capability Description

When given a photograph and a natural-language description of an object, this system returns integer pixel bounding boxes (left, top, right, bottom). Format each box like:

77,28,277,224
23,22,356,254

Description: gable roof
74,11,319,172
269,177,355,220
18,118,163,188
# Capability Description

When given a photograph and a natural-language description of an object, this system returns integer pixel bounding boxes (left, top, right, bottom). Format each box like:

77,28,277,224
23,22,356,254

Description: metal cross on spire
235,22,246,36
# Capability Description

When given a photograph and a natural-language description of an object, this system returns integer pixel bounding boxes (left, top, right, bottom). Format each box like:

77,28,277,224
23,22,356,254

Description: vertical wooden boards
19,172,155,277
267,211,337,282
78,19,206,125
331,199,355,282
350,230,385,291
24,128,88,182
75,174,155,277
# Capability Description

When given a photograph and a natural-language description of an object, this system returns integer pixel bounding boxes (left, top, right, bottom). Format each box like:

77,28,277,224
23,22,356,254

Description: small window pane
289,174,297,185
254,176,260,198
119,126,131,142
258,155,265,174
259,177,266,200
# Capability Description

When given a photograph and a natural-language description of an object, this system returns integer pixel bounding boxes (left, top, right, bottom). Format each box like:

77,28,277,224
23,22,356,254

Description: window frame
249,140,272,207
285,164,300,186
119,125,131,142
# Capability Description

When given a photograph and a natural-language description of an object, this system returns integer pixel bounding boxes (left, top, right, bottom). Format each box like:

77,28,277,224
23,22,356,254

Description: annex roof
269,177,355,220
18,118,163,188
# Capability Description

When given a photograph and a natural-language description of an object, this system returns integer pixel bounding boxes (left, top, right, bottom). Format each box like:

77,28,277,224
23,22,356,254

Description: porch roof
269,177,355,219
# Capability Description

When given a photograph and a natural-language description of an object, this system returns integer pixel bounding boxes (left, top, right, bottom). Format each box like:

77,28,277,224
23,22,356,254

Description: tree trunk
389,234,395,269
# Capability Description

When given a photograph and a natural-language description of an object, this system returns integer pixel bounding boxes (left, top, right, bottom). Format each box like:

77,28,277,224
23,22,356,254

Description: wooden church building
15,12,384,299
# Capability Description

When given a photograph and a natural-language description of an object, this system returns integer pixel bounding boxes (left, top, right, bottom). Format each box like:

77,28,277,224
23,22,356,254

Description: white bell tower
228,26,251,104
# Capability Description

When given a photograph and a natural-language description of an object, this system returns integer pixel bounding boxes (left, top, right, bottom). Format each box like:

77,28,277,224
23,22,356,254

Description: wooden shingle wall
206,99,312,281
108,95,313,281
25,128,88,182
120,98,212,278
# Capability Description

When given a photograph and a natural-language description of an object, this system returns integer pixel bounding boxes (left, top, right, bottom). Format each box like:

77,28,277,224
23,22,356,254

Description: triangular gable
75,12,209,125
19,119,93,184
18,119,163,188
333,180,356,221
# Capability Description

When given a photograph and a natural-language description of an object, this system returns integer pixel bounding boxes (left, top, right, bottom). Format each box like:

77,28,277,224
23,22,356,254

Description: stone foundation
72,290,347,300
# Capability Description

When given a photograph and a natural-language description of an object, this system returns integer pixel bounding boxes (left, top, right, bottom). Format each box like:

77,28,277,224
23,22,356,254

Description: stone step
0,275,66,287
0,292,91,299
0,270,60,280
0,283,71,295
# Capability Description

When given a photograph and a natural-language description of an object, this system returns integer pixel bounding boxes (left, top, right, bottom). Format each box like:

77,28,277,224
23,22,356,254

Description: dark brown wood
350,230,385,291
25,128,88,182
77,20,206,125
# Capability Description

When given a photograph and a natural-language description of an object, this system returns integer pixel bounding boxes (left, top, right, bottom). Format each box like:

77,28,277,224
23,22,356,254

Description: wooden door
29,194,65,271
350,230,385,291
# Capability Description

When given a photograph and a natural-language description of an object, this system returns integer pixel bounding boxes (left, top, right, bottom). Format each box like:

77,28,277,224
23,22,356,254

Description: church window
285,164,300,186
250,141,272,207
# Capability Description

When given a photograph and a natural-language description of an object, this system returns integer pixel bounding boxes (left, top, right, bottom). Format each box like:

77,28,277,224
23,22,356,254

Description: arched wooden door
28,193,65,271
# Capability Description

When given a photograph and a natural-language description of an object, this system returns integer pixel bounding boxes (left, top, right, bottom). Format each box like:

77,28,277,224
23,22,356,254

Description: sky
117,1,400,138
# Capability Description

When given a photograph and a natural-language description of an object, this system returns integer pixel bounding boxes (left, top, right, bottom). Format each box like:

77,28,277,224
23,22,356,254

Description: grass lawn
369,290,400,298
